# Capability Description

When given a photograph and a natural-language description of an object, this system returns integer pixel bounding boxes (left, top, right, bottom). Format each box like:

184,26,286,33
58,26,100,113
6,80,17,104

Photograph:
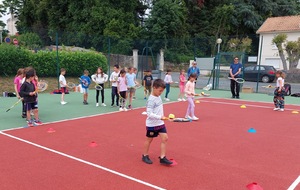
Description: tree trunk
278,49,288,70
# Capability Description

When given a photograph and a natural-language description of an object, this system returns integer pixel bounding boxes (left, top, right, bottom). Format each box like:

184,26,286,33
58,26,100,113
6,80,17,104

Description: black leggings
96,84,104,103
111,86,119,106
230,80,240,97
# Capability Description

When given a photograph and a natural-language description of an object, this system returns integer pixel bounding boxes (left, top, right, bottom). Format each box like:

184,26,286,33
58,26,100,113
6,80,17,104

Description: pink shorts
179,84,184,93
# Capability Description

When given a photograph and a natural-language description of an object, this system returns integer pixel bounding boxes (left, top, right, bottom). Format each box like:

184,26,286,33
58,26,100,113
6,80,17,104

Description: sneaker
27,120,34,127
83,101,88,105
177,98,182,101
124,108,128,112
111,104,114,107
185,116,192,120
133,97,136,100
144,97,147,100
231,96,236,99
182,98,186,101
164,98,170,101
22,115,26,118
191,116,199,121
34,120,43,125
273,108,280,111
236,96,240,99
142,155,153,164
96,103,99,107
119,108,124,111
128,105,132,110
101,103,106,107
159,156,173,165
61,101,67,105
279,109,284,112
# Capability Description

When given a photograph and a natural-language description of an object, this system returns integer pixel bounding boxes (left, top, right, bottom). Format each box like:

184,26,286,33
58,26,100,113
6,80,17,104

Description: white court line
288,176,300,190
0,131,166,190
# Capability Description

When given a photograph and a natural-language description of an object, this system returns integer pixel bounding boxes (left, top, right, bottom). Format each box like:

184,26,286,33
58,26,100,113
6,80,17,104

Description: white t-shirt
91,73,108,84
146,95,164,127
164,74,173,84
110,71,120,87
59,74,67,87
276,77,284,87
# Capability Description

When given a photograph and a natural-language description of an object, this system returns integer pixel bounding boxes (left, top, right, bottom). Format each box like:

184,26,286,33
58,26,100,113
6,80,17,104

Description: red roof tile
257,15,300,34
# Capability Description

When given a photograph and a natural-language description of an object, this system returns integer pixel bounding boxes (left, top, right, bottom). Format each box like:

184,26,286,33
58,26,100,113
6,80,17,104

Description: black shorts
146,124,167,138
26,102,38,111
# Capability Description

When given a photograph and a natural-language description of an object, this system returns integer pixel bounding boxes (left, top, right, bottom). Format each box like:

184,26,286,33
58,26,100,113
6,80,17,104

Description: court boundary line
0,131,166,190
288,175,300,190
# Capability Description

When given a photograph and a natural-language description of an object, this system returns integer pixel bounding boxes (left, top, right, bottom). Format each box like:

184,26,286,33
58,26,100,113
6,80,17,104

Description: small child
132,67,138,100
14,68,25,118
163,69,173,101
20,69,42,127
178,69,186,101
273,71,285,111
117,69,128,111
59,68,67,105
143,70,153,100
184,73,199,121
126,67,137,109
80,69,91,105
142,79,173,165
91,67,108,107
109,64,120,107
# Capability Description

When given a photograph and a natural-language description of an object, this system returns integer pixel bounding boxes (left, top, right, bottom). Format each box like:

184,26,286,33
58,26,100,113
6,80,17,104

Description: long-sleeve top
91,73,108,84
185,81,195,98
146,95,164,127
109,71,120,87
164,74,173,84
20,81,36,103
187,66,200,78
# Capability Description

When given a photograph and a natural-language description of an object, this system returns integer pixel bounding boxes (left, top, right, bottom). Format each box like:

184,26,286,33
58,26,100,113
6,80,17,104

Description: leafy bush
0,44,107,77
18,32,43,49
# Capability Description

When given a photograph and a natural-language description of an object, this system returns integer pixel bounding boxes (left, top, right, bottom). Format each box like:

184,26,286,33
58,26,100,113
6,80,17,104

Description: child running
184,73,199,121
20,69,42,127
59,68,68,105
163,69,173,101
126,67,137,109
91,67,108,107
80,70,91,105
142,79,173,165
273,70,285,111
117,69,128,111
178,69,186,101
109,64,120,107
14,68,25,118
143,70,153,100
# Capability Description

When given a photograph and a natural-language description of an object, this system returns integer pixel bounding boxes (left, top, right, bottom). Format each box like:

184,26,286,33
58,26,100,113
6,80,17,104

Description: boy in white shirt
109,65,120,107
59,68,67,105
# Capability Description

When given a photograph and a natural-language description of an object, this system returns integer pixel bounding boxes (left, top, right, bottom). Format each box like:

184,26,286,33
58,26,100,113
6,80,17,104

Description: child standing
132,67,138,100
142,79,173,165
164,69,173,101
20,69,42,127
143,70,153,100
184,73,199,121
178,69,186,101
91,67,108,107
80,70,91,105
273,71,285,111
126,67,137,109
59,68,67,105
14,68,25,118
109,64,120,107
117,69,128,111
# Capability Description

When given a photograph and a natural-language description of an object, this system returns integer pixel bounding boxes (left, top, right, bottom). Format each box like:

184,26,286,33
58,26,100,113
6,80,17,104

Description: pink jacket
185,81,195,97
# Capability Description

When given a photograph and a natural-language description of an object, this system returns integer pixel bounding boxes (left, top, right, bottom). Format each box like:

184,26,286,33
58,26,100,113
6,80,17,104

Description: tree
1,0,23,34
272,34,288,71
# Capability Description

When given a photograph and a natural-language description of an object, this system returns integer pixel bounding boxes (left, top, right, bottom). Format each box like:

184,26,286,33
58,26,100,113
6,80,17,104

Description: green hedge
0,44,107,77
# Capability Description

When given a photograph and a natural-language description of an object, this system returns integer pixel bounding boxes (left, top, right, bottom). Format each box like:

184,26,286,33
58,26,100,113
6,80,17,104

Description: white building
6,17,18,35
256,15,300,70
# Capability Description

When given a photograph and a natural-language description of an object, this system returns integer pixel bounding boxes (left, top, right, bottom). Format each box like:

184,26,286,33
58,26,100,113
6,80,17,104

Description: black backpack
284,84,291,96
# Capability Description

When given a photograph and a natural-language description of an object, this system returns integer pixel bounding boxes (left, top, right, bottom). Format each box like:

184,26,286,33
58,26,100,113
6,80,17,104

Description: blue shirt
230,63,242,77
126,73,136,87
80,75,91,89
187,66,200,78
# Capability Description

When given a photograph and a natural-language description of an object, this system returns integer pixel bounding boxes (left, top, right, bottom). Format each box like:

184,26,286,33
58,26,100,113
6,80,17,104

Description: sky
0,0,10,28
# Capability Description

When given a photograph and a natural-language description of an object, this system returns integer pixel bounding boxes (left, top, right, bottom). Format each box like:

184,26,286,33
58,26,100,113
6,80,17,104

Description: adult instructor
187,61,200,84
229,57,242,99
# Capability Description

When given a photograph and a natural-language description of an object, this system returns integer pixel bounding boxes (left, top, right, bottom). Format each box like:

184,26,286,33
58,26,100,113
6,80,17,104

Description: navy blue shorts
26,102,38,111
146,124,167,138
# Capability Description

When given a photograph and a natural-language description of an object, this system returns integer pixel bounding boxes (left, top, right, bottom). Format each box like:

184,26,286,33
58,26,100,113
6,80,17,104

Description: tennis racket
79,78,89,88
95,84,103,90
67,82,76,88
6,98,22,112
228,77,245,84
262,85,275,88
37,80,48,92
162,116,192,122
195,92,210,97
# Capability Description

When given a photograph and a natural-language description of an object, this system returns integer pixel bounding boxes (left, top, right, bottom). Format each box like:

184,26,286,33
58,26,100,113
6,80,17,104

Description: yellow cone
292,110,299,114
195,100,200,104
240,105,246,108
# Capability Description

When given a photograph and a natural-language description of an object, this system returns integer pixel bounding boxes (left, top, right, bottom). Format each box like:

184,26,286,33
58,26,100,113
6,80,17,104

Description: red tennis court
1,98,300,190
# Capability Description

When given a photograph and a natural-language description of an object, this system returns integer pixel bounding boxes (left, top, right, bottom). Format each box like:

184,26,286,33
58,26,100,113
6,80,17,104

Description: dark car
243,65,276,83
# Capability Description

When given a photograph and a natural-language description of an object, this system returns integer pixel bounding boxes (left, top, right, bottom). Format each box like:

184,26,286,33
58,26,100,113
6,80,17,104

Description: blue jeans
165,84,170,98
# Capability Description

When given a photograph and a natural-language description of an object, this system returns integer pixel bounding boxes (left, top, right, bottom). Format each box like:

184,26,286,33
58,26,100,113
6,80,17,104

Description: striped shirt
146,95,164,127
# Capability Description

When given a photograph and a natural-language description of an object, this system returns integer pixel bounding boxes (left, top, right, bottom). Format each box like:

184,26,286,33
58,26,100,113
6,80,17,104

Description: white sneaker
61,101,67,105
119,108,124,111
164,98,170,101
185,116,192,120
182,98,186,101
101,103,106,107
273,108,280,111
178,98,182,101
96,103,99,107
191,116,199,121
124,108,128,112
279,109,284,112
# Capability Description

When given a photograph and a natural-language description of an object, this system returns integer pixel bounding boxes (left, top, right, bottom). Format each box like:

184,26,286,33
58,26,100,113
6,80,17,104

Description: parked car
243,65,276,83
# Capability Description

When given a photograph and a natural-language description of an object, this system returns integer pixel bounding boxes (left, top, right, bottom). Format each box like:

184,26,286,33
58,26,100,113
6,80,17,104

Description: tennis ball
168,114,175,119
201,92,204,95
